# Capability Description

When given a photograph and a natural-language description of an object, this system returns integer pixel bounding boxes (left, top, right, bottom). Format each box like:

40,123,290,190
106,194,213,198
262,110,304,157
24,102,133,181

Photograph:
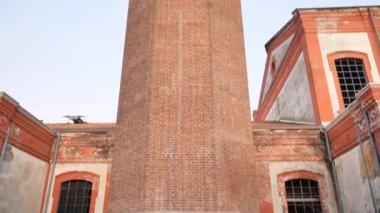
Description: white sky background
0,0,378,123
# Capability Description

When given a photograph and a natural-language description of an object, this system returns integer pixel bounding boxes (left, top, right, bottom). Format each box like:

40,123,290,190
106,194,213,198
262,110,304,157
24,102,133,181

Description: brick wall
109,0,255,212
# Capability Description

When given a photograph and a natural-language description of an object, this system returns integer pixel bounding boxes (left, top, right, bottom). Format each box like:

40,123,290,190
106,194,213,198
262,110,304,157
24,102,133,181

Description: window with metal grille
285,179,322,213
335,58,368,107
58,180,92,213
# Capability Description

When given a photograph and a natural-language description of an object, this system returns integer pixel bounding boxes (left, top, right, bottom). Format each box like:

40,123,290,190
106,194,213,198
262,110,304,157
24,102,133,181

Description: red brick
109,0,255,212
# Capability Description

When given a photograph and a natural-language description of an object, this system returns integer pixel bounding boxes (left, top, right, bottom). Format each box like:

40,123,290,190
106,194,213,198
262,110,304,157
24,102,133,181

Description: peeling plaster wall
253,128,337,212
266,53,315,122
269,161,337,213
318,32,380,117
0,145,48,213
263,34,294,98
335,143,380,213
45,163,110,213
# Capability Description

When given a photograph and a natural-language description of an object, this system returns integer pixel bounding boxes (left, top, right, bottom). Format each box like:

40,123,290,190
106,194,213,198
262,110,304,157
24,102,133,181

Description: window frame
51,171,100,213
277,170,329,213
285,179,322,212
328,51,373,111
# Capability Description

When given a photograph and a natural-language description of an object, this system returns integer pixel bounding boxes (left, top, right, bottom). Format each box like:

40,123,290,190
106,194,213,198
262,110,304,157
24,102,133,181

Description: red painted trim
256,29,304,120
39,163,52,213
328,51,374,111
51,171,100,213
303,32,334,123
0,95,55,162
302,36,322,124
266,17,299,53
277,170,329,213
258,17,299,108
258,53,272,109
257,8,380,124
102,165,112,213
298,8,371,33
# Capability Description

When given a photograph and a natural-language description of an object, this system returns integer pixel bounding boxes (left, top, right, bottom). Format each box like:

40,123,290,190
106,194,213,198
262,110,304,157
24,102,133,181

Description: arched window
57,180,93,213
285,179,322,213
328,51,373,110
334,58,368,107
51,172,99,213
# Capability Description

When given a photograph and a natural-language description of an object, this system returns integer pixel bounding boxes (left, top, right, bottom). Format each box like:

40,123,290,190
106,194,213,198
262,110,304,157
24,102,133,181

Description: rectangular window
335,58,368,107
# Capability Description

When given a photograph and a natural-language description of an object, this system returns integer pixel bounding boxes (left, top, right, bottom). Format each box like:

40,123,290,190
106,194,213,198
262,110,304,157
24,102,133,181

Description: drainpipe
354,121,378,212
43,132,61,213
321,127,344,213
278,119,315,125
362,110,380,177
368,7,380,50
0,125,13,168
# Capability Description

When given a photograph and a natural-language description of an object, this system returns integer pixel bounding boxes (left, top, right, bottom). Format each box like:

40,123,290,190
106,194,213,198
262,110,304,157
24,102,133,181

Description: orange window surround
51,171,100,213
328,51,373,111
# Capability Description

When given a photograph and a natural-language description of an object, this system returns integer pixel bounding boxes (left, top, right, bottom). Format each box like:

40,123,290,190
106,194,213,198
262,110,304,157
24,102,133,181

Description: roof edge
48,123,116,133
0,92,55,135
252,121,322,131
266,5,380,52
265,15,296,52
292,5,380,14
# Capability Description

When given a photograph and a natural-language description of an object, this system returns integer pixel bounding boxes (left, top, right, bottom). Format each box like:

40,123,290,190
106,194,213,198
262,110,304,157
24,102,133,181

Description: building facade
254,6,380,213
0,4,380,213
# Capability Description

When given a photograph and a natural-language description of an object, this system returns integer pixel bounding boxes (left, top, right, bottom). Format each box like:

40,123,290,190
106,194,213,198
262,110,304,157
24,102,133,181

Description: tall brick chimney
109,0,256,212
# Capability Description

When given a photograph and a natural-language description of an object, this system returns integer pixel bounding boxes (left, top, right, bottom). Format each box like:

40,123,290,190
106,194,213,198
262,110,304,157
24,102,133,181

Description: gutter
362,111,380,177
43,132,61,213
321,128,345,213
279,119,315,125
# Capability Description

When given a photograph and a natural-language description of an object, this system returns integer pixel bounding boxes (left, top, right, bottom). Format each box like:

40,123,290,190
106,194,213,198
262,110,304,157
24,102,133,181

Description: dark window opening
271,61,276,77
285,179,322,213
58,180,92,213
335,58,368,107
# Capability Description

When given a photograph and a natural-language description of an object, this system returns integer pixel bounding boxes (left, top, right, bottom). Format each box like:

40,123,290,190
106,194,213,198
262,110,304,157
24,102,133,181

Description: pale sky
0,0,378,123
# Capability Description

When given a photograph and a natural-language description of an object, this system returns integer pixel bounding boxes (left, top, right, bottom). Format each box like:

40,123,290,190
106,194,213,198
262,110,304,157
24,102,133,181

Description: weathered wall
253,125,338,213
55,131,114,163
269,162,337,212
266,53,315,122
263,35,295,99
0,145,48,213
45,163,110,213
335,142,380,213
44,124,114,212
318,32,380,117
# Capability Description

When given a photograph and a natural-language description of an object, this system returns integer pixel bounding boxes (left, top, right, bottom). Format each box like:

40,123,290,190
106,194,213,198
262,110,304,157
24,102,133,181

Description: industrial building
0,3,379,213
